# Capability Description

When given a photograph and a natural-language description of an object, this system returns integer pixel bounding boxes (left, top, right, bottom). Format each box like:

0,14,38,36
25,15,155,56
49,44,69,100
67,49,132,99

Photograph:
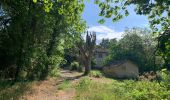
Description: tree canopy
104,28,158,72
0,0,86,80
95,0,170,32
95,0,170,70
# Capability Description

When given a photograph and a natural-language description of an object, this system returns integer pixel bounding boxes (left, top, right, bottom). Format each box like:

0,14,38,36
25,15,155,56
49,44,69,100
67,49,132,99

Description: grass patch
75,77,170,100
0,80,33,100
57,80,72,90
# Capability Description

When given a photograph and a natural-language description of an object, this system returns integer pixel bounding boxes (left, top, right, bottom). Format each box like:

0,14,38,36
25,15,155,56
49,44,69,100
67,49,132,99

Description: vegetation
0,80,33,100
158,29,170,70
75,73,170,100
0,0,85,80
57,80,72,90
0,0,170,99
95,0,170,70
104,28,158,72
89,70,103,78
70,61,83,72
96,0,170,32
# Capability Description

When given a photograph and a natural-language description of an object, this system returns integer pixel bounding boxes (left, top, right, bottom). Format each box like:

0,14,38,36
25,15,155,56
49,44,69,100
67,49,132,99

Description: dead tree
78,31,96,75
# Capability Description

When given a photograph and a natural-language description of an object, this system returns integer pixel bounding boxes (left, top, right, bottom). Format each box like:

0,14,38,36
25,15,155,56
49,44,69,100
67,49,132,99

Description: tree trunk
84,59,91,75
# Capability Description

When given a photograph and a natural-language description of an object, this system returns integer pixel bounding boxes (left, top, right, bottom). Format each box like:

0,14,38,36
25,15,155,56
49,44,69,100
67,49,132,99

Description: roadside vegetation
75,70,170,100
0,80,33,100
57,80,72,90
75,78,169,100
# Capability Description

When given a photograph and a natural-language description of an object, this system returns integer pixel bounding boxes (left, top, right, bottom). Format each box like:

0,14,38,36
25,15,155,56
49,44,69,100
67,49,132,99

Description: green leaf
125,10,129,16
33,0,37,3
94,0,100,4
98,19,105,24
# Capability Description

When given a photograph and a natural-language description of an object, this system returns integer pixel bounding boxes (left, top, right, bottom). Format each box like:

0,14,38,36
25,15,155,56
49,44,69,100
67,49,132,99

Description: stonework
103,60,139,78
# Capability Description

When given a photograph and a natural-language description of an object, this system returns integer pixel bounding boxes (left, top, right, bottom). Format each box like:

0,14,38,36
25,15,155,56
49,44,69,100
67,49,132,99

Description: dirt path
21,70,83,100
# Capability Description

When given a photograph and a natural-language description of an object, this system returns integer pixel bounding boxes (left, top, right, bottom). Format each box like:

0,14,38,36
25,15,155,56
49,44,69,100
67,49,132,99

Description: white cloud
87,26,124,43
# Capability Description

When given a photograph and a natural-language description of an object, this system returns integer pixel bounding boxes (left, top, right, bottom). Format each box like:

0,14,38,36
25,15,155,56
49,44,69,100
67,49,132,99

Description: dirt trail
21,70,83,100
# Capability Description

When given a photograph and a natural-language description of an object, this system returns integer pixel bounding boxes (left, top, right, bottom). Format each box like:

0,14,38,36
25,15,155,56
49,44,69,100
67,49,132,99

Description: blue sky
82,1,149,41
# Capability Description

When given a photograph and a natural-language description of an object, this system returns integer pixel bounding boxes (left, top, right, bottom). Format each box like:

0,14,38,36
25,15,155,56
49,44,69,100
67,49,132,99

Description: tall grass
75,77,170,100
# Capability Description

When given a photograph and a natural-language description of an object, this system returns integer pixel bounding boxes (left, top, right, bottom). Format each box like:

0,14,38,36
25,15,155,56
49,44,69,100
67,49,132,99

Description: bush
18,71,28,80
159,69,170,89
91,59,96,68
49,67,60,77
70,61,82,72
89,70,103,78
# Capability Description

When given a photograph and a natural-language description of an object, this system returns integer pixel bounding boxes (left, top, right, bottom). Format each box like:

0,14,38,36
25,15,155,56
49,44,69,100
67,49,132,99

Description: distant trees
99,39,110,49
78,31,96,75
104,28,158,72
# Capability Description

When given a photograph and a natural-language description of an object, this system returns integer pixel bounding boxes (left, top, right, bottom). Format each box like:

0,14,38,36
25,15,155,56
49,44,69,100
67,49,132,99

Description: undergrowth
89,70,103,78
75,77,170,100
0,80,33,100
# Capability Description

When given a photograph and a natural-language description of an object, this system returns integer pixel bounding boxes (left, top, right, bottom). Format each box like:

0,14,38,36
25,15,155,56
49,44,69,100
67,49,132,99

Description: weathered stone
103,60,139,79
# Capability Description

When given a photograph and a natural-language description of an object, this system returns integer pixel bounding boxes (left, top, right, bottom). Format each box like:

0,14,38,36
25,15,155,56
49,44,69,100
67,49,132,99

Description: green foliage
0,81,32,100
99,38,110,49
160,69,170,89
75,77,170,100
105,28,157,72
0,0,86,80
48,67,60,77
70,61,80,71
89,70,103,78
158,29,170,70
76,77,91,91
95,0,170,68
95,0,170,32
91,59,96,68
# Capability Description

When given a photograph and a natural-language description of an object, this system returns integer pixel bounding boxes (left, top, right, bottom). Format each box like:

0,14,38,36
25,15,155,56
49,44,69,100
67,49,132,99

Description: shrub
70,61,82,72
18,71,28,80
49,67,60,77
91,59,96,68
159,69,170,89
89,70,103,78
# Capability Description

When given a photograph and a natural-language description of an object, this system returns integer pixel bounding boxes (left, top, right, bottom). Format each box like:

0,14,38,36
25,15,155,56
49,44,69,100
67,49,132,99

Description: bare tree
78,31,96,75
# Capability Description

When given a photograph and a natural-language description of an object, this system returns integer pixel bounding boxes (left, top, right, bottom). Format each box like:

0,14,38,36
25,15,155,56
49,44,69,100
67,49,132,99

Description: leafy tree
95,0,170,32
105,28,157,72
99,38,110,49
78,31,96,75
158,28,170,70
0,0,86,80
